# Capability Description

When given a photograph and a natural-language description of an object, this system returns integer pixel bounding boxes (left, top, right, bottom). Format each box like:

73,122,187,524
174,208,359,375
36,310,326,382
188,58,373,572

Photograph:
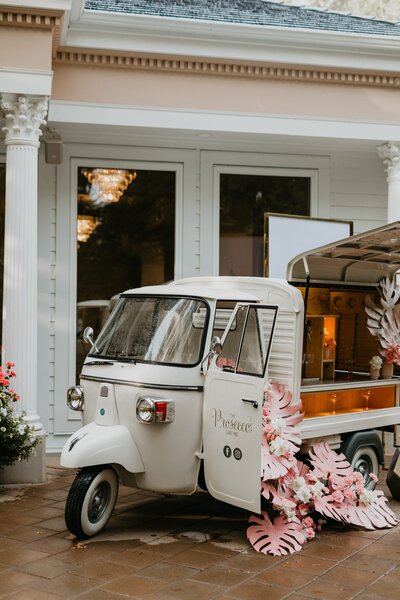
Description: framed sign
264,214,353,278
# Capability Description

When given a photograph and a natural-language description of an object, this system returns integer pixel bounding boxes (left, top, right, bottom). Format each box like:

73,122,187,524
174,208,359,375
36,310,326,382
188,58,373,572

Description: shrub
0,362,38,469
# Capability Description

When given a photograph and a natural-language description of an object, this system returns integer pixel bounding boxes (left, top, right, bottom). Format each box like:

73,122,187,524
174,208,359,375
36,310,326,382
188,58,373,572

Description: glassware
360,389,372,411
344,346,355,379
329,392,342,415
303,353,314,378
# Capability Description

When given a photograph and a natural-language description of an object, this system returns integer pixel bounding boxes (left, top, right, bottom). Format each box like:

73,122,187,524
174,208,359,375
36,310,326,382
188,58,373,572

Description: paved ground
1,459,400,599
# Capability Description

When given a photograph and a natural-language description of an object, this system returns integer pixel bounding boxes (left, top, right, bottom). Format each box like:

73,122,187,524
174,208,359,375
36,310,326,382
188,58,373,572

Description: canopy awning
286,221,400,286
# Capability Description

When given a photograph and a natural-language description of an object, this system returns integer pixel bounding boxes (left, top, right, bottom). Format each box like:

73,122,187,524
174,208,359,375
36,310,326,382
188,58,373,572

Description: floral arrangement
365,277,400,365
0,363,38,469
323,328,336,349
384,344,400,365
247,382,398,556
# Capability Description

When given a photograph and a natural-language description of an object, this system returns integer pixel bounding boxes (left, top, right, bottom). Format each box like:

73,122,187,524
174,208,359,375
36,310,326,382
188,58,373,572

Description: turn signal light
136,397,175,423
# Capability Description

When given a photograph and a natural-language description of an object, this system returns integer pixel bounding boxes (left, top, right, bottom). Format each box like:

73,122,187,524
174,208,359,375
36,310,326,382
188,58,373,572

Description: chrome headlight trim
67,385,85,411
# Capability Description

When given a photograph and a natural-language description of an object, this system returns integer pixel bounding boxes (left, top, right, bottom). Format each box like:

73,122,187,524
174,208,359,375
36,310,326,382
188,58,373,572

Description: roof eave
65,8,400,72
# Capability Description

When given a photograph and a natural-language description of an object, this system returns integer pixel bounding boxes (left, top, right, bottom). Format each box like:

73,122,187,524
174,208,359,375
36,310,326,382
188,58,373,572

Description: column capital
377,142,400,180
1,94,48,147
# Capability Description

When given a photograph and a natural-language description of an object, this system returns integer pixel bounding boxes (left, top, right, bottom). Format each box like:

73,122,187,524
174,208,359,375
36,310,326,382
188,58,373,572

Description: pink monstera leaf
247,511,305,555
261,443,293,480
264,382,303,430
308,442,353,481
348,490,398,530
261,481,297,511
313,494,351,524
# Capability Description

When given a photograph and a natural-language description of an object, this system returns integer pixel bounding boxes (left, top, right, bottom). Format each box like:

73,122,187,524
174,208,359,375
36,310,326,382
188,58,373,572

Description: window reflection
76,167,175,378
220,174,310,276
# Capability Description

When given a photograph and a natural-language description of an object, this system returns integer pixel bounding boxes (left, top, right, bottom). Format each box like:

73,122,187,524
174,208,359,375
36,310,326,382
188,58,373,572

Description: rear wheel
65,466,118,539
350,447,379,489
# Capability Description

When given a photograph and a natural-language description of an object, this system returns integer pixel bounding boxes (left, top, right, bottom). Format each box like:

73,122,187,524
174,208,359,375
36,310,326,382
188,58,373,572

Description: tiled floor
0,459,400,599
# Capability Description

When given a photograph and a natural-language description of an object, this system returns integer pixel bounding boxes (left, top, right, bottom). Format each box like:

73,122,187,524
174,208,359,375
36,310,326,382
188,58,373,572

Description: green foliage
0,363,38,468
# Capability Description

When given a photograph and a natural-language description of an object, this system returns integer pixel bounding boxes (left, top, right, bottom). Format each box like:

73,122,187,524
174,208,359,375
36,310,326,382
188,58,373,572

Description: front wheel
65,466,119,539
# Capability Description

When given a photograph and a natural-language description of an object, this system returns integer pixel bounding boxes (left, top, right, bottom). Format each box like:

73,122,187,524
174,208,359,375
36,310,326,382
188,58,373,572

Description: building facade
1,0,400,478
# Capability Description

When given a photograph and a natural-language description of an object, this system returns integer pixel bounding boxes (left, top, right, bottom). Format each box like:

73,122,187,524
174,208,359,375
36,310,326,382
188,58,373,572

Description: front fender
60,422,145,473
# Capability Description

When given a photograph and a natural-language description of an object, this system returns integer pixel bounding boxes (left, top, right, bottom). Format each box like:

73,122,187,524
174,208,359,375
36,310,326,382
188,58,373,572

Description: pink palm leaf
308,442,352,480
247,511,305,555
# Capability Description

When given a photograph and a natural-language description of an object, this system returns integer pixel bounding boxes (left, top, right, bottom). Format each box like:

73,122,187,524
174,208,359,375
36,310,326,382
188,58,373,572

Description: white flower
294,486,312,503
310,481,325,498
0,407,7,416
290,477,306,491
283,508,297,522
270,417,286,435
269,436,291,457
18,424,26,435
359,489,373,505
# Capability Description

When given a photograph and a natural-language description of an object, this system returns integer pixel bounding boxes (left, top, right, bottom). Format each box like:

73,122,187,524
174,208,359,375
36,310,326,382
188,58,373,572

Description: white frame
54,144,196,434
199,151,330,275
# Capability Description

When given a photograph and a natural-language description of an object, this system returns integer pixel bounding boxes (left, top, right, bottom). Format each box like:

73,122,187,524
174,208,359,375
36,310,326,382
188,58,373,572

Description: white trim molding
48,101,400,143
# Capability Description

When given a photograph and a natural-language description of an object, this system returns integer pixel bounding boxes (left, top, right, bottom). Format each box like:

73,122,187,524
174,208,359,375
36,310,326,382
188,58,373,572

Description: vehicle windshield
90,295,210,366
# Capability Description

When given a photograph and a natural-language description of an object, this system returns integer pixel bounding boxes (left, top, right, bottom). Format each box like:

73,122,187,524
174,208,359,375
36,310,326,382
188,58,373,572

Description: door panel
203,304,277,512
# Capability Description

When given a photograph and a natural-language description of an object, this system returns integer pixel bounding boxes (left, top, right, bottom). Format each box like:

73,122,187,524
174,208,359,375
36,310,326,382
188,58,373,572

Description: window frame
199,150,330,275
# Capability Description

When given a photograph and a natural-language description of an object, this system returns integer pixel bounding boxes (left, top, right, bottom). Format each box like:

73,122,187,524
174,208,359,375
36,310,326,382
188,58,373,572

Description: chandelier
77,214,100,244
83,168,136,204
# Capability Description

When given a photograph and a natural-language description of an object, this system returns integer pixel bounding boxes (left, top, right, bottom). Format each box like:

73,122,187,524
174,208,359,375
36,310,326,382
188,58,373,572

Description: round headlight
67,386,84,411
136,397,155,423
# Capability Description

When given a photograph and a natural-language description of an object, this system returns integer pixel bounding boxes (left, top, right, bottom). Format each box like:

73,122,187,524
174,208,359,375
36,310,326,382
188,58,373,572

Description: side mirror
200,336,222,374
210,335,222,355
83,326,95,349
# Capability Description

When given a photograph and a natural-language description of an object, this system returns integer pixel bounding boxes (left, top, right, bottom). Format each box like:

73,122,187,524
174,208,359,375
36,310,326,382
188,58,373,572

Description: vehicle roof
287,221,400,286
121,283,260,302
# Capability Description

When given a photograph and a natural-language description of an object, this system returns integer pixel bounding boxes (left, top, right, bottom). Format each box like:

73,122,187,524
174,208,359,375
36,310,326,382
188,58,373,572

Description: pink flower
331,490,344,503
303,516,315,528
297,503,309,516
370,473,378,482
305,527,315,540
384,344,400,365
343,488,356,501
5,361,15,368
355,482,365,495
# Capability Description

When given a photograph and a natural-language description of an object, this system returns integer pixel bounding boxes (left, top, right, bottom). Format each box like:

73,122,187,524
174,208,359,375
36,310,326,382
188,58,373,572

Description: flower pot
370,367,380,380
381,362,394,379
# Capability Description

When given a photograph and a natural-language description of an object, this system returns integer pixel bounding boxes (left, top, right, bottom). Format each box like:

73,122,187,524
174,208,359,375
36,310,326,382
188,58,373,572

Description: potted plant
0,362,38,472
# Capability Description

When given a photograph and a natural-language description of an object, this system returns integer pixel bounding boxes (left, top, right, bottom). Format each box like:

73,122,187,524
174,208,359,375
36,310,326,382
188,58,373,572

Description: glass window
91,296,208,366
76,167,175,376
220,173,310,276
217,305,277,377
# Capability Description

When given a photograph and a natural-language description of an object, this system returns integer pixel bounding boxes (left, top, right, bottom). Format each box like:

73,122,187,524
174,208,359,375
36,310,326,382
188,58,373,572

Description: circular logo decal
100,408,105,416
233,448,242,461
223,445,232,458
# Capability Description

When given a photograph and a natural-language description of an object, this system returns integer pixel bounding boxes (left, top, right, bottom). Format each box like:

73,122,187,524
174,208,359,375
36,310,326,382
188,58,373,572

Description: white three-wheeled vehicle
62,222,400,538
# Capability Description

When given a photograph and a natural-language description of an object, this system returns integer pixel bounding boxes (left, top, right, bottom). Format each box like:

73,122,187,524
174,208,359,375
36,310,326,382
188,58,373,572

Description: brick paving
0,459,400,599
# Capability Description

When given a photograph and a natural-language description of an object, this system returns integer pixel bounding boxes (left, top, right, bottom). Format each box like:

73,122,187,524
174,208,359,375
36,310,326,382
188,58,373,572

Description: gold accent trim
54,48,400,88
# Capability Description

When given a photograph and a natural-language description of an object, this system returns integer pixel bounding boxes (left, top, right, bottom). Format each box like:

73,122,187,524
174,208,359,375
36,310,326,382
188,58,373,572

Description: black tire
350,447,380,490
65,466,118,539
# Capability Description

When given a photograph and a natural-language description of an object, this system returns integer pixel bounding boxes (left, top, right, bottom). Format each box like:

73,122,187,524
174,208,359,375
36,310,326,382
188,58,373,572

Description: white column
0,94,48,433
377,142,400,223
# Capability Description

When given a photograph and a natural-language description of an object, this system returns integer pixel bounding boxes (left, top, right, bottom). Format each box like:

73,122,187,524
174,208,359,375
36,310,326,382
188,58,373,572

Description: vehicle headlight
67,386,84,411
136,397,175,424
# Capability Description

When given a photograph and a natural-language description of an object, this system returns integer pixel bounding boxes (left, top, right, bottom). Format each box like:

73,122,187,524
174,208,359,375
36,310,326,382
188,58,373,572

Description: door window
217,304,277,376
220,173,310,276
76,166,175,378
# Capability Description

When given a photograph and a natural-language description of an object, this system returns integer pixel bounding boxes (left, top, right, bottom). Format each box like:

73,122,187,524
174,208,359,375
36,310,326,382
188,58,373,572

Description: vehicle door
203,303,278,512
